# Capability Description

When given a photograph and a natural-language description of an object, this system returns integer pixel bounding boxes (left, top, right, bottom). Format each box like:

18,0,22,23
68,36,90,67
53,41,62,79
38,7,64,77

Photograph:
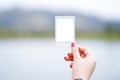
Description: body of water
0,39,120,80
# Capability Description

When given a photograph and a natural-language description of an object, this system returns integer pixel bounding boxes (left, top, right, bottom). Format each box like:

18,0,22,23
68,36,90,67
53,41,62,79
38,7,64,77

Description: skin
64,43,96,80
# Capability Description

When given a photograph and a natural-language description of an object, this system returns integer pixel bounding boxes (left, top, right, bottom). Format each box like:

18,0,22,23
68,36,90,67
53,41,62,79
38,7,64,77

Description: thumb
71,43,82,61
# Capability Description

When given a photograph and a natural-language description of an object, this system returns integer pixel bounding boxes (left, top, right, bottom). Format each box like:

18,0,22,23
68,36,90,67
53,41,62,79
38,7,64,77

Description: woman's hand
64,43,96,80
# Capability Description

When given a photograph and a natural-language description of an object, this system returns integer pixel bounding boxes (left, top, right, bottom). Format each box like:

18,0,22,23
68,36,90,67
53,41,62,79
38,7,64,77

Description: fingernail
70,64,72,68
68,53,70,56
64,57,66,60
71,42,75,47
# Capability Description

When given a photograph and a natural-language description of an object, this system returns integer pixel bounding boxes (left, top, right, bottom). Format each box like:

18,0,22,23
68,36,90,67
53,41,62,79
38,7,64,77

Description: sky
0,0,120,20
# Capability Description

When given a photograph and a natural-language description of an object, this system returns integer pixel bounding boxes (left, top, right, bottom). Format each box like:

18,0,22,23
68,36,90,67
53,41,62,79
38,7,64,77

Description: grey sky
0,0,120,20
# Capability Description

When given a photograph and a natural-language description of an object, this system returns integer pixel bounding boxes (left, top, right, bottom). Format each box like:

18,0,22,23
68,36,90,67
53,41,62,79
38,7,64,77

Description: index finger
78,46,92,56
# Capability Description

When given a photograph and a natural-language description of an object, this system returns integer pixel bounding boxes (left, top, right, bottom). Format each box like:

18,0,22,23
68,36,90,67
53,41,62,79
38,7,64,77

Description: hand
64,43,96,80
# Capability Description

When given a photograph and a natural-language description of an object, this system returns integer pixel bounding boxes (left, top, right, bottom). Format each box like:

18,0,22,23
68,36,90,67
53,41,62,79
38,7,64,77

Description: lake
0,39,120,80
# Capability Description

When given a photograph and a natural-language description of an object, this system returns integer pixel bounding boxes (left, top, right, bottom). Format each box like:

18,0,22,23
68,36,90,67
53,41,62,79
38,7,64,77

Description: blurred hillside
0,8,120,39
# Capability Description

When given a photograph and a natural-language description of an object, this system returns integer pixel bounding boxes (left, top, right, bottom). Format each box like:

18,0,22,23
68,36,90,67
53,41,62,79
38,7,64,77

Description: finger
68,50,85,58
80,53,85,58
64,56,73,61
68,52,73,58
71,42,82,61
78,46,92,56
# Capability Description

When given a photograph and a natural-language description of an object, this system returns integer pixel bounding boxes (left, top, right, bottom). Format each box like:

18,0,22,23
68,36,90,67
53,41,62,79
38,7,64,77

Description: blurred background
0,0,120,80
